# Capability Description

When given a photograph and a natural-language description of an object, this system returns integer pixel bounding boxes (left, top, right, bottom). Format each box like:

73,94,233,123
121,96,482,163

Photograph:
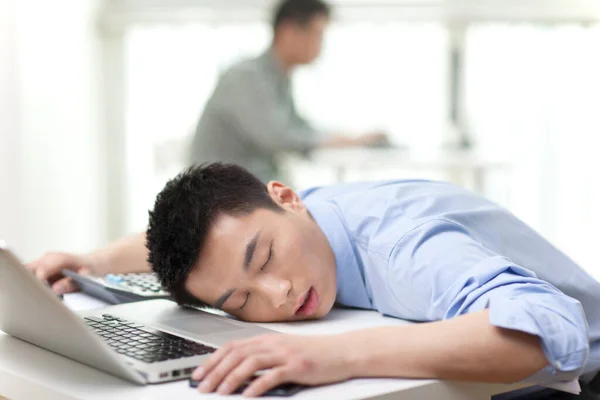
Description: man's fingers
197,347,253,393
25,259,38,272
193,339,262,381
215,354,282,395
51,277,79,295
28,253,88,283
34,262,50,281
242,367,290,398
192,343,234,380
32,254,66,281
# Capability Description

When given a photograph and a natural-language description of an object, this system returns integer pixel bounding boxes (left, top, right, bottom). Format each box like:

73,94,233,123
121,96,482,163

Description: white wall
0,0,25,252
0,0,106,260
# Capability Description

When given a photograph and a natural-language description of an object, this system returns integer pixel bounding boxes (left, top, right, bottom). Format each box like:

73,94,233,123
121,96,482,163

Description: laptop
0,244,276,384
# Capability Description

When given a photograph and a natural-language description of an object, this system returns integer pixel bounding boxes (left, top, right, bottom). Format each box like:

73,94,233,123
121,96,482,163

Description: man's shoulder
301,179,503,233
219,54,266,84
299,181,380,203
300,180,444,204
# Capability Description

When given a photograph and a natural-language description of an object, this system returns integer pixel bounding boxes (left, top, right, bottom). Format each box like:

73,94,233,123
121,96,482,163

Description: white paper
543,379,581,395
63,292,110,311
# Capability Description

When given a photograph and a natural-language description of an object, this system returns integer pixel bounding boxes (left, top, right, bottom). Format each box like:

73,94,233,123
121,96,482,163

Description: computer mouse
189,377,307,397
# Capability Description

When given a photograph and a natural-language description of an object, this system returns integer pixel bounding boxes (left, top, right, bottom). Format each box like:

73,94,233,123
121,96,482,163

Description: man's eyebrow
244,231,261,272
215,289,235,310
213,231,261,310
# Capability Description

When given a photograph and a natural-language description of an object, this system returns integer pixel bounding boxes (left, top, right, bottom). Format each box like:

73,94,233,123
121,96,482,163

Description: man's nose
257,274,292,308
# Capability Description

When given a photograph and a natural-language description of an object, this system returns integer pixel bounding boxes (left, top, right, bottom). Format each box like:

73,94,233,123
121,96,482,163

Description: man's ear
266,181,305,211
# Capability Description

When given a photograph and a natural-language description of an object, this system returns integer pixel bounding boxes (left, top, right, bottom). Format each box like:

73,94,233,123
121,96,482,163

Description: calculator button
106,275,125,286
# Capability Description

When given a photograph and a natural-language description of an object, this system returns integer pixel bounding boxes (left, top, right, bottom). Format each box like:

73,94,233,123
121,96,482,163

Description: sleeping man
29,163,600,399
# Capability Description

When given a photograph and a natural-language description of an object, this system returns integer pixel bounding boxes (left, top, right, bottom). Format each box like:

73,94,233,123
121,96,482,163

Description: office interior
1,0,600,282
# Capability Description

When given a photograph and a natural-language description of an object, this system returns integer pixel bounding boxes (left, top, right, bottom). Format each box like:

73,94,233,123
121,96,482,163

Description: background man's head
146,163,337,323
272,0,331,65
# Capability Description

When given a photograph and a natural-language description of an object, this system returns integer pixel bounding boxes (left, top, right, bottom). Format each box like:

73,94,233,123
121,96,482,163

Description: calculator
62,269,172,304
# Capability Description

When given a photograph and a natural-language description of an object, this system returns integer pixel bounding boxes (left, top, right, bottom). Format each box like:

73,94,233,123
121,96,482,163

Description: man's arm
86,232,151,275
385,219,589,384
225,71,389,154
344,309,547,383
27,232,150,294
191,310,547,397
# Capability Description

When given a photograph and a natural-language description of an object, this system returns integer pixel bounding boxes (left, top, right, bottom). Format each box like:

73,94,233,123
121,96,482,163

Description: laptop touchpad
162,316,243,335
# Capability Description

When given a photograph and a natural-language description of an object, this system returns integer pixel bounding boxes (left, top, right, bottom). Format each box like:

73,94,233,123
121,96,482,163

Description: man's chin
294,314,322,322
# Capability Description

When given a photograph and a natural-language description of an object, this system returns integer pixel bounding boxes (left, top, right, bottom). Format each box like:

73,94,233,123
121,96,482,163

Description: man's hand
26,252,95,295
26,232,152,295
324,132,390,149
355,131,390,147
192,311,551,397
192,333,352,397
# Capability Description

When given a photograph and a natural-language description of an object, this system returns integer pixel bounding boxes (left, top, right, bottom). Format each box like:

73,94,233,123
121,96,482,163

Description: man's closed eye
261,242,274,271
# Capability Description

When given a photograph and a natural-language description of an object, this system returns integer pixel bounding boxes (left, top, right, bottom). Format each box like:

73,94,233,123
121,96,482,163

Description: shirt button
554,361,563,369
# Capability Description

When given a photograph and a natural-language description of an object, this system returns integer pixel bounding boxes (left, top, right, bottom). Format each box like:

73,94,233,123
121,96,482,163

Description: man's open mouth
295,287,319,317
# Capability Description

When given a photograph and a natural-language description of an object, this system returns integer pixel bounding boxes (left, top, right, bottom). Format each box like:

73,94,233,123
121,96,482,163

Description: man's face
286,15,329,64
185,182,337,322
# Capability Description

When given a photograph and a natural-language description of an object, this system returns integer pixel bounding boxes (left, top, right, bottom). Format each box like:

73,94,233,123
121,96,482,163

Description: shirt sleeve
387,219,589,383
224,69,323,153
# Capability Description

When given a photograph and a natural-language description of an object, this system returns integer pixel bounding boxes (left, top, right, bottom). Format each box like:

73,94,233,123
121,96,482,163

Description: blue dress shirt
301,180,600,384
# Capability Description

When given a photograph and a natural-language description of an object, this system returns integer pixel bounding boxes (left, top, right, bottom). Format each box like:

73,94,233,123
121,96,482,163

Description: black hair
272,0,331,32
146,163,282,309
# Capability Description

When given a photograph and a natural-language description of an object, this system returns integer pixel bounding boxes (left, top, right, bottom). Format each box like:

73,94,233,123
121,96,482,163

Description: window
464,23,600,271
108,1,600,278
123,21,447,232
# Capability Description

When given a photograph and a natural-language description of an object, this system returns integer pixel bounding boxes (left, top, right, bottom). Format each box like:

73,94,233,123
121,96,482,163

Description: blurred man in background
189,0,387,183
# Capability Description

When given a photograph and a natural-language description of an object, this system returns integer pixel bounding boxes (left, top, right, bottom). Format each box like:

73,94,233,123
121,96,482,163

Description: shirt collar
258,48,290,87
305,200,373,309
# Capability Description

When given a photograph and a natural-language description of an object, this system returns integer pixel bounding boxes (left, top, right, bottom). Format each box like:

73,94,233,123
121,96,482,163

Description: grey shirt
189,49,322,183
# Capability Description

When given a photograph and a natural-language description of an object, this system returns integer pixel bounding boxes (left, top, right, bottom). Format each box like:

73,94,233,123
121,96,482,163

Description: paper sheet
543,379,581,395
63,292,110,311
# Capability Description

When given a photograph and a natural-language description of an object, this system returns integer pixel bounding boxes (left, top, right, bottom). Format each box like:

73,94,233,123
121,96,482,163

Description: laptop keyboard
84,314,216,364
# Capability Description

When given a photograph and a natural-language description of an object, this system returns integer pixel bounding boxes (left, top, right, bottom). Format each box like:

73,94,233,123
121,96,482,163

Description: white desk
0,294,528,400
286,148,511,196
